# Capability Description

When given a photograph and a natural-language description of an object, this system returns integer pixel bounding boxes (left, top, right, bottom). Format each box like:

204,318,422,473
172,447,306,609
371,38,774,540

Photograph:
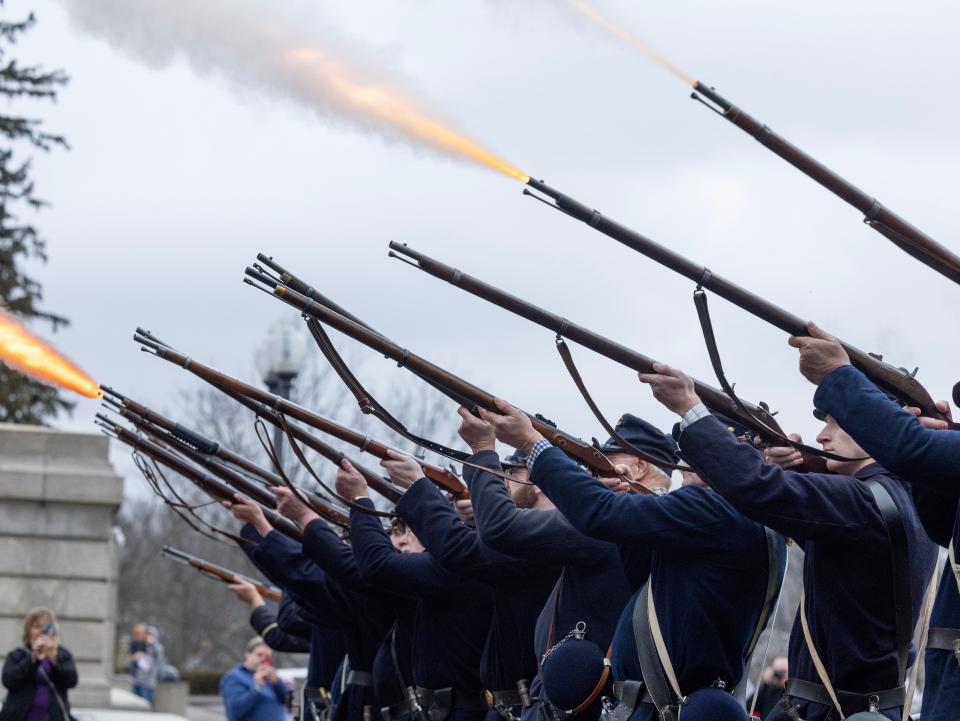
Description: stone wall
0,423,124,708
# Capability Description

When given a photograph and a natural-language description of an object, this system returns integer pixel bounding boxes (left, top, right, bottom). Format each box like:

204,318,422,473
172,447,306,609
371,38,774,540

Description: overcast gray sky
13,0,960,489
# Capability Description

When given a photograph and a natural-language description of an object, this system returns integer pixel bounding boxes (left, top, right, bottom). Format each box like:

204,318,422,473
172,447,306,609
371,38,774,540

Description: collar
853,461,889,480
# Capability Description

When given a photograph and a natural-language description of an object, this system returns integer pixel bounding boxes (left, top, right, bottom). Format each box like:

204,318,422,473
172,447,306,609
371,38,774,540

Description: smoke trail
56,0,527,179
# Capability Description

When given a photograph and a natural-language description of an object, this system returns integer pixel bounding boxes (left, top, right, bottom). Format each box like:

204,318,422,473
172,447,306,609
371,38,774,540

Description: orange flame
568,1,697,87
0,313,100,398
286,48,530,183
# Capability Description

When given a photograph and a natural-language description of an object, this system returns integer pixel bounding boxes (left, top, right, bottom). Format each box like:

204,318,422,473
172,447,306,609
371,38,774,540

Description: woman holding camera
0,607,78,721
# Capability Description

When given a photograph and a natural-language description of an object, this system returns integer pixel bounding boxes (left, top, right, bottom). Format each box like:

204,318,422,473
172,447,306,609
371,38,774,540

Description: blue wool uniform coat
397,476,560,696
679,414,938,721
238,525,389,721
300,518,416,716
531,446,781,721
466,451,632,721
238,528,347,694
349,498,493,721
814,364,960,721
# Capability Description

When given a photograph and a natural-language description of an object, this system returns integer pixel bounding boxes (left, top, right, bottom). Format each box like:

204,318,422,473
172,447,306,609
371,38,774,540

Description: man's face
390,527,425,554
816,415,871,474
506,466,537,508
244,644,272,670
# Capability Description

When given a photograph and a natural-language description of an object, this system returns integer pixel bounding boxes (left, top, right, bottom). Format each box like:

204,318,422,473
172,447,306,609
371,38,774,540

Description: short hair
23,607,56,645
388,518,408,536
245,636,267,654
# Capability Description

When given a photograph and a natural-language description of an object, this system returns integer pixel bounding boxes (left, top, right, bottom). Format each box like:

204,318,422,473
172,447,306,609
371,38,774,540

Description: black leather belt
927,627,960,654
786,678,905,716
483,690,522,709
381,694,422,721
346,670,373,687
416,686,487,711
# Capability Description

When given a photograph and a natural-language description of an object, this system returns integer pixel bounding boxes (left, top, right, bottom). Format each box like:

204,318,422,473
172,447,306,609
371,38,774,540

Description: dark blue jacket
680,415,938,721
815,364,959,720
397,475,559,692
468,452,632,660
301,518,415,712
466,451,632,721
239,526,389,721
349,498,494,695
532,446,781,703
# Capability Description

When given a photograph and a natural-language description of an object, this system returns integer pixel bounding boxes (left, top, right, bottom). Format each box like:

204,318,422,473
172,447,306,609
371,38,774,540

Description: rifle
96,415,303,541
688,83,960,286
132,329,462,500
100,388,350,527
162,546,282,602
523,178,954,427
244,270,660,489
389,242,784,434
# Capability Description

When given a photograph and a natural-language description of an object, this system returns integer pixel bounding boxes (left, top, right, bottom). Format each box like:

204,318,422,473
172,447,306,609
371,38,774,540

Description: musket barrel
692,83,960,285
387,242,791,436
266,284,629,478
161,547,282,602
524,178,948,422
111,423,302,541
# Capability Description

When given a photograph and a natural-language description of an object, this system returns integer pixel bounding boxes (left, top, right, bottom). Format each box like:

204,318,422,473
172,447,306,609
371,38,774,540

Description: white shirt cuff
679,402,711,430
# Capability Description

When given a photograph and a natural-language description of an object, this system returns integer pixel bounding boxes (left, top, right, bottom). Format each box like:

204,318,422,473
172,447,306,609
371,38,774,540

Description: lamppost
255,318,308,468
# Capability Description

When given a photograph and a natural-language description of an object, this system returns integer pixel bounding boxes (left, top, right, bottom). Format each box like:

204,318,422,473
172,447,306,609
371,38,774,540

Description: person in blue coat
336,456,495,721
220,637,290,721
228,498,390,721
383,443,560,721
636,361,939,721
270,487,421,721
784,321,959,721
473,402,782,721
454,414,633,721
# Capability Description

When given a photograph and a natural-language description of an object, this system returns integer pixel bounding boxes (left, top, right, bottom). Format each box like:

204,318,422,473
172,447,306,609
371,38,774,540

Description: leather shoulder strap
633,583,679,714
865,480,912,684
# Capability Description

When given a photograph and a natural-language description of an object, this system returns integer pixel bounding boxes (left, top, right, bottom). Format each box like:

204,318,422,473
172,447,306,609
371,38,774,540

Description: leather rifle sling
633,583,680,720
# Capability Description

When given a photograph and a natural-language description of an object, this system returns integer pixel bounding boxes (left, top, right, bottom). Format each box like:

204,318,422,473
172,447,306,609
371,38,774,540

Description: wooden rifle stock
525,178,952,426
691,83,960,286
259,283,634,480
133,333,458,499
107,422,303,541
162,546,282,602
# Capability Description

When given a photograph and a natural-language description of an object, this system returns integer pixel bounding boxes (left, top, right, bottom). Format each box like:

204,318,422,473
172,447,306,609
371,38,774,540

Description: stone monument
0,423,123,708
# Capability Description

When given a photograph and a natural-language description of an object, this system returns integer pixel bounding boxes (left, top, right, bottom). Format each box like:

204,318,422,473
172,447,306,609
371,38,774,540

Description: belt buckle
484,690,496,708
868,694,880,713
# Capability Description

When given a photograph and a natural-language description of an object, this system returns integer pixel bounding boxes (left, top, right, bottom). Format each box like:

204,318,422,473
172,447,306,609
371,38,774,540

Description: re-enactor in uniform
638,362,938,721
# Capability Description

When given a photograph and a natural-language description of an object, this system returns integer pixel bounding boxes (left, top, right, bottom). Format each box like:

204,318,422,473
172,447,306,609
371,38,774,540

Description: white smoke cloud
54,0,497,164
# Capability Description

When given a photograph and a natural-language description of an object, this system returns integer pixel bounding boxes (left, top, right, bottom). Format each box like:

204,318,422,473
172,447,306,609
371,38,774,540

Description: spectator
0,607,78,721
752,656,788,719
128,623,166,708
220,636,289,721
